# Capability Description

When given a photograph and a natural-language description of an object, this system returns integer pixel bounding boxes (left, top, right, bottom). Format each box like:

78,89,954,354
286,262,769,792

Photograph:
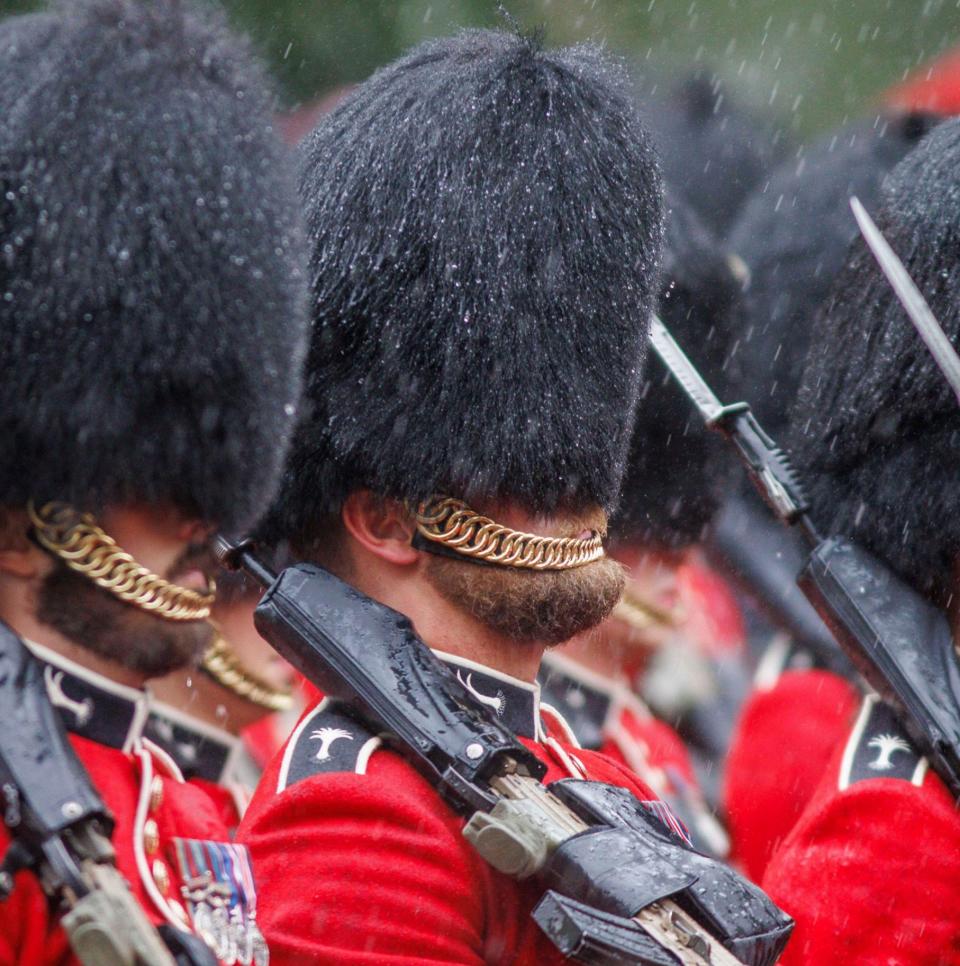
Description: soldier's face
424,501,625,646
35,504,216,679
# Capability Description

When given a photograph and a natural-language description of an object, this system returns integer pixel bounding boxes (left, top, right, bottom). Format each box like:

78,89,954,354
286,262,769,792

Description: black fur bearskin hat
789,116,960,602
274,29,663,544
730,110,939,437
0,0,307,532
641,71,787,236
612,188,742,549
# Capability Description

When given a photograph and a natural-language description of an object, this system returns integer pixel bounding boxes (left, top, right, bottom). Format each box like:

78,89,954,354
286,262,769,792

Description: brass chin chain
201,631,294,713
613,587,685,634
28,501,216,622
415,496,606,571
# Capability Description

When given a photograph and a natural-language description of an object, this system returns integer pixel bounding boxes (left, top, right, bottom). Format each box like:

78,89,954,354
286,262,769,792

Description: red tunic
762,693,960,964
0,641,266,966
239,654,663,966
724,657,859,883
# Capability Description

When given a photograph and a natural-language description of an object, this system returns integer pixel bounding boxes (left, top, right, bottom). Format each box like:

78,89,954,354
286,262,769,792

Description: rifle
707,492,854,678
215,538,792,966
649,313,960,802
0,620,216,966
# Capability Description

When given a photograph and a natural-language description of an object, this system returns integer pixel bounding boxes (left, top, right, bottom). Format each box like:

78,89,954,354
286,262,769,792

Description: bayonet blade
649,315,725,423
851,196,960,405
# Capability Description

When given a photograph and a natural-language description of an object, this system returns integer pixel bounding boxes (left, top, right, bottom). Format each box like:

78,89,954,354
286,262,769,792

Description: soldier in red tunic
719,108,939,884
236,27,685,964
760,116,960,963
0,1,307,961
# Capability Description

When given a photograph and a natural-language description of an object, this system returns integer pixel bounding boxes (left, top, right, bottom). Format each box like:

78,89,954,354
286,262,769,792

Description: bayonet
650,316,818,541
851,195,960,405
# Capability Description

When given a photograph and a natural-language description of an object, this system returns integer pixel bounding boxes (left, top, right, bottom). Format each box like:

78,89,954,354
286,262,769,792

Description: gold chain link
201,630,294,712
613,587,686,632
28,501,215,622
415,497,606,571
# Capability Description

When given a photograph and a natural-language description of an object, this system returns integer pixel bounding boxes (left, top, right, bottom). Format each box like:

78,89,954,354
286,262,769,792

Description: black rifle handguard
251,562,546,813
709,494,853,677
799,538,960,800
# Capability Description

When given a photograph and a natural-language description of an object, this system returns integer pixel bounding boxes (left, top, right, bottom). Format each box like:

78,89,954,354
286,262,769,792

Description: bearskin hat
640,71,788,236
789,117,960,602
273,29,663,543
612,189,742,549
0,0,307,532
730,110,939,437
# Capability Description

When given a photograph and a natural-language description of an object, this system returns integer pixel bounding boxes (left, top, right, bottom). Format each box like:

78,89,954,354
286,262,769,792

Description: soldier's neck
346,565,545,684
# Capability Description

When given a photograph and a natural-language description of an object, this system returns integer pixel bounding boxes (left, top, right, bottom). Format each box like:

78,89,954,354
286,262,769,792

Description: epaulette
276,699,382,793
839,693,928,790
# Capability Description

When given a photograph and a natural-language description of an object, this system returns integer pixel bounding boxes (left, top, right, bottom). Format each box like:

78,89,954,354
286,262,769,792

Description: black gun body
799,538,960,800
253,563,545,813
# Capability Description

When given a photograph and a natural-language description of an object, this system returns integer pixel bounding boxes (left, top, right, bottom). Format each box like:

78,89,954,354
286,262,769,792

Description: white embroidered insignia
310,727,353,762
44,667,94,727
867,733,912,771
456,670,505,715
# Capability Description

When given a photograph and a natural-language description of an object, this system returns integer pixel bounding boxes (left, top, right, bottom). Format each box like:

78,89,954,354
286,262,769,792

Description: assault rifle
649,310,960,803
215,538,792,966
0,620,216,966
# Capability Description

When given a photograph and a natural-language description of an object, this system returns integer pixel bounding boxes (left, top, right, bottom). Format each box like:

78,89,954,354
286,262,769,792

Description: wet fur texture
731,111,939,436
613,189,741,548
789,117,960,601
271,29,664,545
0,0,308,531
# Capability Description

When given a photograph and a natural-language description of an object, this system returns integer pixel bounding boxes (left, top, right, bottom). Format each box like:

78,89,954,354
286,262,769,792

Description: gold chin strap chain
28,501,215,622
201,630,294,713
414,496,606,571
613,587,686,635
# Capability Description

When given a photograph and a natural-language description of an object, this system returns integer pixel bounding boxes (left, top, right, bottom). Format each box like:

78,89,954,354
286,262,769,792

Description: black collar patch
277,700,379,792
840,694,927,789
436,651,541,740
143,704,241,783
538,655,613,751
25,640,149,752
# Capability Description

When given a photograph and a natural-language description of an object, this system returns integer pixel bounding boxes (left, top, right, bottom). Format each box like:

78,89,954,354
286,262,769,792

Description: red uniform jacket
0,641,266,966
762,693,960,964
723,639,859,883
539,651,728,858
238,652,667,965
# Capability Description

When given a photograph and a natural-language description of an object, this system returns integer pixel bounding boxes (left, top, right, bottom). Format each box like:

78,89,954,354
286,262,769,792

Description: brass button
152,859,170,895
149,775,164,812
143,818,160,855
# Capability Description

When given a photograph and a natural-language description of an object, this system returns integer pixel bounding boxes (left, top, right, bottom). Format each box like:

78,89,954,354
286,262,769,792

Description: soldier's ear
0,509,43,579
340,491,419,567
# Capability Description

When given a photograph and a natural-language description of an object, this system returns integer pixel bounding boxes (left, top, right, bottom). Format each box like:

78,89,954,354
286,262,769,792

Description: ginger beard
424,551,626,647
36,548,214,678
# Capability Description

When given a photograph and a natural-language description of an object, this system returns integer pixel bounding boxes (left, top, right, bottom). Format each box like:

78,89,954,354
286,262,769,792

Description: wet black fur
730,111,939,437
789,117,960,602
273,29,663,542
641,71,788,236
613,189,741,549
0,0,307,531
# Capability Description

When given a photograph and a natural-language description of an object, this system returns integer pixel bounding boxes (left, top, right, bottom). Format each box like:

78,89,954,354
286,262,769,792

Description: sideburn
424,553,626,646
36,561,212,677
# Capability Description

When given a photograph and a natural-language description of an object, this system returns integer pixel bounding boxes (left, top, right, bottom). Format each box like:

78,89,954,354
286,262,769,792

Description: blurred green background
4,0,960,137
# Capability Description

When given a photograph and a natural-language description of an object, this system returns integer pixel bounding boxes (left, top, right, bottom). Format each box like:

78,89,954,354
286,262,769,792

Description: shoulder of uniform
839,694,928,790
276,699,382,793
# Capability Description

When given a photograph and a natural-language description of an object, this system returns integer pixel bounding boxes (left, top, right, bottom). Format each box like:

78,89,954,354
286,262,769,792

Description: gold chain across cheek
201,629,294,713
28,501,215,622
414,496,606,571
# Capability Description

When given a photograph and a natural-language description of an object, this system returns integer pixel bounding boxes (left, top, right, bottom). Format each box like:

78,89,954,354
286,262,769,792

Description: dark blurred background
5,0,960,137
